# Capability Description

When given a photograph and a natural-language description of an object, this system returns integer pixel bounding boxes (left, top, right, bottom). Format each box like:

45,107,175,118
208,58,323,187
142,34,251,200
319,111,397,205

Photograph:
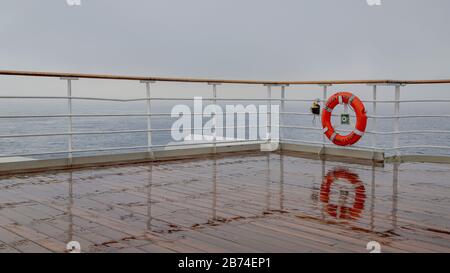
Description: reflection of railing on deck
62,154,400,240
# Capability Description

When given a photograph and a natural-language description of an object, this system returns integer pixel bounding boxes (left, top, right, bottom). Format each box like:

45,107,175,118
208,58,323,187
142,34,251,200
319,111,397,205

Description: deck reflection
0,152,448,253
319,168,366,220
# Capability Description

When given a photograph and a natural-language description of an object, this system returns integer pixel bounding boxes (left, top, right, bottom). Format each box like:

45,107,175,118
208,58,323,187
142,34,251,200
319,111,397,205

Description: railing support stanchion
372,85,378,153
208,83,220,154
142,80,155,159
394,85,401,157
61,77,78,166
267,84,272,144
280,85,286,148
319,84,331,154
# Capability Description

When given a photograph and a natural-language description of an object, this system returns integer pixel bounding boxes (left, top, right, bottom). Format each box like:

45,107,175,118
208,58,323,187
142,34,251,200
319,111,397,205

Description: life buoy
322,92,367,146
320,168,366,220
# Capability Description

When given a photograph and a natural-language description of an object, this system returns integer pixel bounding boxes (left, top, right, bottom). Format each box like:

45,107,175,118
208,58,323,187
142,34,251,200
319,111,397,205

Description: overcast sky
0,0,450,99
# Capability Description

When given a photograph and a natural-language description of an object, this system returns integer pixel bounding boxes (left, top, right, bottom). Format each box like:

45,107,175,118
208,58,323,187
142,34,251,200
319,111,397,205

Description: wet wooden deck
0,151,449,253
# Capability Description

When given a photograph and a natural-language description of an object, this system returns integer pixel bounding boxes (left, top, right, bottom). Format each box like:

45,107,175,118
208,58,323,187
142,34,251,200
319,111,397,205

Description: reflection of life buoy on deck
320,168,366,220
322,92,367,146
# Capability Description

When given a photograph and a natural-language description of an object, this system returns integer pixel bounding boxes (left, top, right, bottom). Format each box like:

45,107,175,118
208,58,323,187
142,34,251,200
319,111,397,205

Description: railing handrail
1,70,450,85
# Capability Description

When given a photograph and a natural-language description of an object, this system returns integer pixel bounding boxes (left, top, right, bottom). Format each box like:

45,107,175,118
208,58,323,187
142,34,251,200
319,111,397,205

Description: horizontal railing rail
1,70,450,161
1,70,450,85
3,95,450,104
0,140,265,159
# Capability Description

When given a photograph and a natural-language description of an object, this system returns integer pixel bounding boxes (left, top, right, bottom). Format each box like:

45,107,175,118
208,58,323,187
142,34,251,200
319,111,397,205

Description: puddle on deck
0,151,449,253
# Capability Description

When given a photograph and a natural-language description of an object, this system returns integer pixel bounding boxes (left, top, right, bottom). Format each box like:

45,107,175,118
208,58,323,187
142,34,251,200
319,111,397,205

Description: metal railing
1,70,450,161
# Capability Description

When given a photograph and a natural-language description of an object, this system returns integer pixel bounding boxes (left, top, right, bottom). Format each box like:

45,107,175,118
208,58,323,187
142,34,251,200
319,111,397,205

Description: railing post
319,84,331,153
280,85,286,145
141,80,155,159
208,83,220,153
61,77,78,165
372,85,378,151
267,84,272,143
394,84,401,156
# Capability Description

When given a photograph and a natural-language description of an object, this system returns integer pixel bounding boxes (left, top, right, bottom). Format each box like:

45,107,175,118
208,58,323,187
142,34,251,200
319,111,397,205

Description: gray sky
1,0,450,99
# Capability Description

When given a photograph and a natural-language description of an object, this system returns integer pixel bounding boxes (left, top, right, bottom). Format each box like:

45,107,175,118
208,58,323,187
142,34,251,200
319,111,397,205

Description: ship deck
0,151,449,253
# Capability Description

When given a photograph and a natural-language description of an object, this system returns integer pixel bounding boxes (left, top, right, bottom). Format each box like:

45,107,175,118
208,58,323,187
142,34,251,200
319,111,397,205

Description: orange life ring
322,92,367,146
320,168,366,220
